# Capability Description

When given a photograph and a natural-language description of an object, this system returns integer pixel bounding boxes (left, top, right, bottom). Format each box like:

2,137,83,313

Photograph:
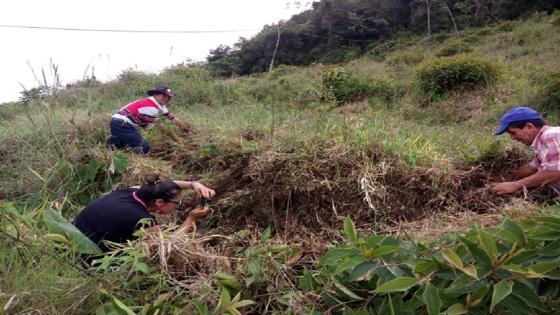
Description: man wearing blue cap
491,106,560,194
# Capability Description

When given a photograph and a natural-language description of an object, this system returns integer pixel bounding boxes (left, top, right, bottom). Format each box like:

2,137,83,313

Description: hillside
1,11,560,314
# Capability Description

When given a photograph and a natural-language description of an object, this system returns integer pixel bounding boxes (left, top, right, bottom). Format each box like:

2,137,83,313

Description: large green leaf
334,255,369,275
344,217,358,243
43,209,102,255
459,236,492,275
351,261,377,281
444,303,468,315
540,239,560,257
512,281,545,311
366,245,402,258
332,277,363,300
503,219,526,247
374,277,420,293
490,279,513,313
442,248,463,269
320,248,358,267
478,230,498,262
111,152,130,173
260,226,271,243
299,269,319,292
422,283,442,315
531,257,560,274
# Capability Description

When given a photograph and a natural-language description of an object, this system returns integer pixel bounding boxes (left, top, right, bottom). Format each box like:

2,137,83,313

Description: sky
0,0,310,103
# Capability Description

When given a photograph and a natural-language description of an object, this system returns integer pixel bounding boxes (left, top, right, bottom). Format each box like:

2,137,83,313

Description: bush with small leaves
321,68,370,105
415,54,499,98
436,40,473,57
540,71,560,109
385,51,424,67
551,10,560,27
368,79,399,102
461,34,480,43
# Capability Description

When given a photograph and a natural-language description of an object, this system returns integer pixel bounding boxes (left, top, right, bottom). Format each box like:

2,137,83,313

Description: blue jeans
107,119,150,154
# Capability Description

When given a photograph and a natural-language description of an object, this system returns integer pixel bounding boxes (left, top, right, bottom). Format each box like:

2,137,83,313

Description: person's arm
173,180,215,198
171,118,195,132
491,169,560,194
513,162,538,179
173,206,210,235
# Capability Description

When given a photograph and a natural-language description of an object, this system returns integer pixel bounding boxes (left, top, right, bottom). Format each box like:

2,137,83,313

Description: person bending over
74,173,215,253
491,106,560,194
107,85,194,154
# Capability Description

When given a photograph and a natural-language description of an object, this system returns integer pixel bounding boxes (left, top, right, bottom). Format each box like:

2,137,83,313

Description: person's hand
192,182,215,198
188,206,210,220
490,181,523,194
181,124,197,133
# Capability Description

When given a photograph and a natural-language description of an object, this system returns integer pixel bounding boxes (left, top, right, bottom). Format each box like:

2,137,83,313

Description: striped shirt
529,126,560,191
112,96,176,128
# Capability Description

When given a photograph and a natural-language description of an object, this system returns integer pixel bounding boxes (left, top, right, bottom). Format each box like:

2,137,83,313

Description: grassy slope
1,12,559,313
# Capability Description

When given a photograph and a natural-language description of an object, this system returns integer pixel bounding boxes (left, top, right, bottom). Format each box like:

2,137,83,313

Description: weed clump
461,34,480,43
385,51,424,66
553,11,560,27
540,71,560,110
436,39,473,57
321,68,369,105
415,54,499,98
321,68,397,105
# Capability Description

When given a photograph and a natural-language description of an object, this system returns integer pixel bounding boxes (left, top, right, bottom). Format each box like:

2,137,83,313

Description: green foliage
461,34,481,43
436,40,474,57
269,64,299,79
313,214,560,314
540,71,560,110
322,68,397,105
552,11,560,27
43,209,102,255
385,51,424,66
321,68,370,105
415,54,500,98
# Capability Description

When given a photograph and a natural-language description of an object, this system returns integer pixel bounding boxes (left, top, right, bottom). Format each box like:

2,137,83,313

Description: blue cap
495,106,542,135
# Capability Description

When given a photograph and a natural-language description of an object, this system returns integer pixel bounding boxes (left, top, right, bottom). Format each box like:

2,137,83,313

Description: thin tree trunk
426,0,431,38
440,0,458,36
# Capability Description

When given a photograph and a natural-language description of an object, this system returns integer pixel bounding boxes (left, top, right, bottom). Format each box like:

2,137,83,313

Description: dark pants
107,119,150,154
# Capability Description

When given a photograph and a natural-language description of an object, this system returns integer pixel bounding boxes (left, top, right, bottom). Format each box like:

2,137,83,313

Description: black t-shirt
74,188,156,252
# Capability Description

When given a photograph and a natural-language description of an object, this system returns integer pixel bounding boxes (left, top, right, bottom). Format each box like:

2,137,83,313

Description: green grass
2,12,560,313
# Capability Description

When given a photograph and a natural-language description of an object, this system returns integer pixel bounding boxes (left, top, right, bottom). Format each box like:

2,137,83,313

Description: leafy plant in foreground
310,213,560,314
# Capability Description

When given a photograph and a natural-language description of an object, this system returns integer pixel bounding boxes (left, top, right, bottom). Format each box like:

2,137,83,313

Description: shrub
552,11,560,26
427,32,451,43
540,71,560,109
461,34,480,43
321,69,397,105
495,20,516,32
368,79,399,102
313,215,560,314
415,54,499,98
321,68,369,105
269,64,299,79
385,51,424,66
436,40,473,57
368,39,399,57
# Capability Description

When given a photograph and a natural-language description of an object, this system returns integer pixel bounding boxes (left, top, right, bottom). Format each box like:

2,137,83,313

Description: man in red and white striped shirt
108,85,192,154
491,106,560,194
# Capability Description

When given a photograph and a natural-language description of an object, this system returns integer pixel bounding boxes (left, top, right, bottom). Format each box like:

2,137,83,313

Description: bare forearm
173,180,198,190
174,215,197,235
172,118,190,130
513,162,538,179
517,170,560,188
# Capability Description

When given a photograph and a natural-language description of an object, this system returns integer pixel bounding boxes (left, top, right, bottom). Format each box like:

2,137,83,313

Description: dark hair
137,173,181,204
508,119,545,130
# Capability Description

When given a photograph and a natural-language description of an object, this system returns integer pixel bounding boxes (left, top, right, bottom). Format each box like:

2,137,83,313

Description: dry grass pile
146,131,554,234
